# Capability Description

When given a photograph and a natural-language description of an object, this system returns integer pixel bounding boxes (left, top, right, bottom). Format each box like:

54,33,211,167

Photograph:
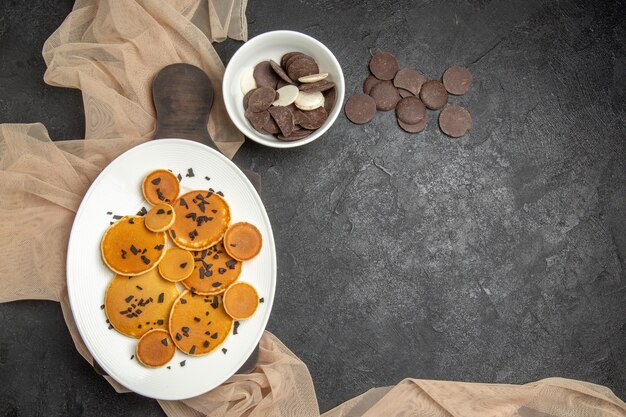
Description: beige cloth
0,1,625,416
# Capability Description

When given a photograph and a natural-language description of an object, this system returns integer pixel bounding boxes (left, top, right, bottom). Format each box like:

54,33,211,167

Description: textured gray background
1,0,625,415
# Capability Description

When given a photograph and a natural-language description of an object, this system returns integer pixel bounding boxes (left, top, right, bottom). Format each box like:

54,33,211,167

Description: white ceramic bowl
223,30,345,148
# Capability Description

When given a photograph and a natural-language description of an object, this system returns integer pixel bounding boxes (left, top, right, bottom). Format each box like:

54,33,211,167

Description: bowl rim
222,30,345,149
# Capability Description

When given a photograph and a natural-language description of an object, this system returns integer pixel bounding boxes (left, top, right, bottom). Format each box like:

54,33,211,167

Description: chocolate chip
396,96,426,125
212,282,222,287
203,340,210,348
177,173,182,182
233,321,240,335
419,80,448,110
180,262,188,269
154,244,164,250
218,268,226,274
345,94,376,124
226,260,237,269
180,360,186,367
370,81,401,111
157,208,165,215
151,178,161,185
161,338,168,346
438,105,472,137
141,255,150,265
211,333,218,339
189,345,196,354
181,298,187,304
369,52,399,80
112,215,123,220
130,245,139,255
393,68,427,96
442,66,472,95
179,198,188,209
222,348,227,354
125,295,133,303
186,168,195,177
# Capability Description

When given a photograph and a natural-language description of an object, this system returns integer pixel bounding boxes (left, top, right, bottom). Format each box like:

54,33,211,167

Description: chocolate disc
438,105,472,137
285,52,310,69
269,106,295,137
395,96,426,125
363,74,382,95
244,109,270,132
277,128,313,141
269,59,294,84
369,81,401,111
287,56,319,81
262,114,281,134
397,88,414,98
277,79,291,89
344,93,376,124
369,52,399,80
419,80,448,110
299,80,335,93
393,68,426,96
297,107,328,130
243,89,254,110
323,87,337,114
398,112,428,133
281,52,304,68
442,66,472,95
253,61,281,90
247,87,275,112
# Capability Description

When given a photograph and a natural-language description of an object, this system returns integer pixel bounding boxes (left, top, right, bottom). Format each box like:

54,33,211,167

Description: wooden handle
152,63,218,150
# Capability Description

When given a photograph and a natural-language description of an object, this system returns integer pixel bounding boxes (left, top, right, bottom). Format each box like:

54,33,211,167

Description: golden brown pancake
145,203,175,232
136,329,176,368
169,190,231,251
142,169,180,205
223,282,259,320
101,216,166,276
168,290,233,355
158,248,195,282
223,222,263,261
182,241,242,294
104,268,179,338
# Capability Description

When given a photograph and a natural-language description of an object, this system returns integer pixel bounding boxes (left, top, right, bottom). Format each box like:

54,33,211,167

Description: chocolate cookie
395,96,426,125
345,94,376,124
442,66,472,95
369,52,399,80
369,81,401,111
393,68,426,96
419,80,448,110
438,105,472,137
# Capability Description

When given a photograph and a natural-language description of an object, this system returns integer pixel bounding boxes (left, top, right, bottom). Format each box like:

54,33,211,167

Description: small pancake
158,248,195,282
101,216,166,276
104,268,179,338
182,241,242,295
136,329,176,368
223,282,259,320
223,222,263,261
168,291,233,355
169,190,231,251
142,169,180,205
145,203,175,232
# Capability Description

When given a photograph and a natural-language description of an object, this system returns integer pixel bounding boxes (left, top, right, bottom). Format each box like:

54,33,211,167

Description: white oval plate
66,139,276,400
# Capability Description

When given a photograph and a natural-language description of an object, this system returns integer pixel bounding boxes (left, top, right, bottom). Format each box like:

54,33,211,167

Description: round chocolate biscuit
253,61,281,89
369,81,401,112
269,59,294,84
363,75,382,95
299,80,335,93
438,105,472,137
442,66,472,95
369,52,399,80
393,68,427,96
345,93,376,124
247,87,275,112
268,106,295,137
287,56,319,81
395,96,426,125
398,112,428,133
419,80,448,110
297,107,328,130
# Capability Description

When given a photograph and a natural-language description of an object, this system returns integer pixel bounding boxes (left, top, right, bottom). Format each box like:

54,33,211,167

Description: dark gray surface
1,0,625,415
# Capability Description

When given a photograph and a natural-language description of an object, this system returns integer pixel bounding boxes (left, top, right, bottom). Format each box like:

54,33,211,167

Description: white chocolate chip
272,85,300,107
294,91,325,111
240,68,257,94
298,73,329,83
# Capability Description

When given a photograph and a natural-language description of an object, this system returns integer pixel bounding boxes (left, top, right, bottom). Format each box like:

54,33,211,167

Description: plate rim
66,138,276,400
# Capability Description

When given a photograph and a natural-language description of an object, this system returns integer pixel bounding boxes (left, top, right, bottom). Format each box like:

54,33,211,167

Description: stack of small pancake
100,169,263,368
